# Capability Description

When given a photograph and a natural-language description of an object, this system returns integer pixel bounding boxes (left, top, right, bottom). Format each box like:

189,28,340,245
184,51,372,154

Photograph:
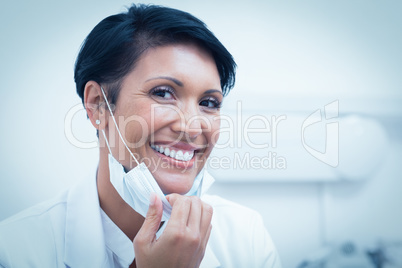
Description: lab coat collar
200,170,215,196
64,175,108,268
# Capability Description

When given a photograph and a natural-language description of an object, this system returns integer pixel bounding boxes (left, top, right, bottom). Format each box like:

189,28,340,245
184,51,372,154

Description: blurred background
1,0,401,267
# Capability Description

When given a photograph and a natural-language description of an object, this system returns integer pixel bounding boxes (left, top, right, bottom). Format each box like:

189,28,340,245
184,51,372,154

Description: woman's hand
133,193,213,268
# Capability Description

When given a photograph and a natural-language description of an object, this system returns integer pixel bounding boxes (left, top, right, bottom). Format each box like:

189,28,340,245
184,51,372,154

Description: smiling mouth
150,143,195,162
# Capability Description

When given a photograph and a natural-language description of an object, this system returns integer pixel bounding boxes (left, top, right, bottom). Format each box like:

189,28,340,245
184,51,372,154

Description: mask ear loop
101,129,112,155
100,86,140,166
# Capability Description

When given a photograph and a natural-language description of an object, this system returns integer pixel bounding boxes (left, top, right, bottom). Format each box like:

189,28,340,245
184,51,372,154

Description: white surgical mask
99,87,214,233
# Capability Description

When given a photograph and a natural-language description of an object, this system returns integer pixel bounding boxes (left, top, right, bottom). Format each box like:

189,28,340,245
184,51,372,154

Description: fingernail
149,192,156,206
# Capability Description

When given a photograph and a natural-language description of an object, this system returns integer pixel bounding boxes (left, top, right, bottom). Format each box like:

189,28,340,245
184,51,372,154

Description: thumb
136,192,163,243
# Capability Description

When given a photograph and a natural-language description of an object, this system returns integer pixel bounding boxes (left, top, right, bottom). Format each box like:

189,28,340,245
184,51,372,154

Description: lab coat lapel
199,171,220,267
64,175,108,268
200,243,221,268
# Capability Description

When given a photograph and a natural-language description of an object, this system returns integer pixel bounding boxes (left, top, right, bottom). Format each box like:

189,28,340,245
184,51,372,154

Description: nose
171,105,203,140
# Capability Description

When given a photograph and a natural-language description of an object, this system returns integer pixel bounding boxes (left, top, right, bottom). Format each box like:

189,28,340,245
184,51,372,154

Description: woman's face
107,43,222,195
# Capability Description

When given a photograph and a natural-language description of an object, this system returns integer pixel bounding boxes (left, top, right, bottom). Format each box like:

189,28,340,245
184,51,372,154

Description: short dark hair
74,3,236,105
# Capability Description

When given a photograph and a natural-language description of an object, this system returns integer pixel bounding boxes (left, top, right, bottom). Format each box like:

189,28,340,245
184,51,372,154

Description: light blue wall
1,1,401,267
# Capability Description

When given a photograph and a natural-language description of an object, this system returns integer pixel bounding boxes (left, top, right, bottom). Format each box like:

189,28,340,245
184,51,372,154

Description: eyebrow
145,76,222,95
204,89,223,96
145,76,183,87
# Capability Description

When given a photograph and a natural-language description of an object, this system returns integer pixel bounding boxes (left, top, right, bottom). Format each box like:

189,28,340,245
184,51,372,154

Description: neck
97,148,144,241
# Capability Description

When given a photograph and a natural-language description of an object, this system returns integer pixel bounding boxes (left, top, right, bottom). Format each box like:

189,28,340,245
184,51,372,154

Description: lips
150,143,195,162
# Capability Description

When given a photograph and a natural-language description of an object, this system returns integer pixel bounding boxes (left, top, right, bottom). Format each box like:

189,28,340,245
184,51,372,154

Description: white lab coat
0,174,281,268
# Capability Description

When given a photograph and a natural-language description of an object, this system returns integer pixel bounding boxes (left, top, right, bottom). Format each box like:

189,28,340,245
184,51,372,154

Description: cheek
152,105,180,120
151,105,181,129
117,103,153,145
206,116,221,148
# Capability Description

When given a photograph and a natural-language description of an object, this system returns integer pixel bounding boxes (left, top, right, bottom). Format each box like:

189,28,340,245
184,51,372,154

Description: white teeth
150,143,194,162
177,150,194,161
184,151,190,160
186,151,195,161
164,147,170,157
176,150,184,161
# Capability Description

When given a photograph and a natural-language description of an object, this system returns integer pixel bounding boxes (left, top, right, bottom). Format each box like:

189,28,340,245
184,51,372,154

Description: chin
153,171,196,195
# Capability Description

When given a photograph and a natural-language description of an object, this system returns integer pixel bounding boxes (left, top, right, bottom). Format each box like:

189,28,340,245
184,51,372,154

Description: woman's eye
151,87,174,99
200,98,221,109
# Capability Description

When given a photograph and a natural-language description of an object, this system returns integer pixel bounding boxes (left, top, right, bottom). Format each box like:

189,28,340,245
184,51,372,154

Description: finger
187,196,202,230
134,193,163,245
199,202,213,239
165,193,182,207
166,194,191,228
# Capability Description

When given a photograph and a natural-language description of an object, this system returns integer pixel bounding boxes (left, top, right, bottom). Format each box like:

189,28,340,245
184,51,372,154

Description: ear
84,81,107,130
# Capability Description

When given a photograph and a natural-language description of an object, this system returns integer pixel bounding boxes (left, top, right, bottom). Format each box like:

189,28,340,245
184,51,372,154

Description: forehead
125,43,221,88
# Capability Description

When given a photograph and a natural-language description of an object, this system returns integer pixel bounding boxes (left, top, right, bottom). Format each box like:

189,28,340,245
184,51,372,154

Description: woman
0,4,281,268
